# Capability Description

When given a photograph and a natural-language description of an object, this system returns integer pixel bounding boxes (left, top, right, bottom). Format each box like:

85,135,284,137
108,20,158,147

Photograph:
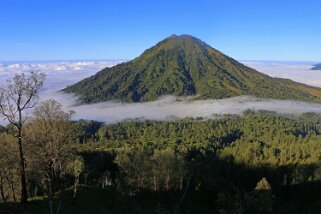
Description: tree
255,177,271,190
0,71,46,203
244,177,275,213
67,157,84,200
25,99,77,214
0,133,19,202
115,148,151,192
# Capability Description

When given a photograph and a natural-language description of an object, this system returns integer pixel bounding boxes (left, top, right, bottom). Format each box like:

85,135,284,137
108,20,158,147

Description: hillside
312,63,321,70
3,112,321,213
64,35,321,103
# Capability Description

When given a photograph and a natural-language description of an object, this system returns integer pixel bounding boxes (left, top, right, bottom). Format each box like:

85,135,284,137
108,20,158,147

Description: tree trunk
0,176,6,201
34,184,38,196
73,176,79,199
56,172,64,214
30,183,38,198
166,175,170,191
174,171,193,214
84,173,88,185
238,192,244,214
153,171,157,191
47,181,53,214
18,132,28,203
179,176,183,190
6,172,17,202
56,199,62,214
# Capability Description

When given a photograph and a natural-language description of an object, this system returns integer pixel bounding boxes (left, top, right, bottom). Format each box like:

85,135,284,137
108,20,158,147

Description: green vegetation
64,35,321,103
0,186,182,214
2,111,321,213
312,63,321,70
3,72,321,213
96,110,321,169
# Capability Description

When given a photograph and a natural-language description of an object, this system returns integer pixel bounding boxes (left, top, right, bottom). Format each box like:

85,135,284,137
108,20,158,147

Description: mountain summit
64,35,321,103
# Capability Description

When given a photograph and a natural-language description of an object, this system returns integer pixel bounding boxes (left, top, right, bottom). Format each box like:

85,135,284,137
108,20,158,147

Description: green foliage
97,115,241,152
64,35,321,103
0,133,19,202
4,110,321,213
77,111,321,212
115,147,187,192
0,125,6,133
95,111,321,172
67,156,85,178
73,120,103,144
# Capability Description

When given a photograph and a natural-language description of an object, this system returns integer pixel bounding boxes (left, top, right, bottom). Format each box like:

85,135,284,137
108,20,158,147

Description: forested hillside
2,64,321,214
3,110,321,213
64,35,321,103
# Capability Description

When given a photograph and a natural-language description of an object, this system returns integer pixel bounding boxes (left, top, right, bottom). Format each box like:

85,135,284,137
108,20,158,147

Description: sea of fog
0,60,321,125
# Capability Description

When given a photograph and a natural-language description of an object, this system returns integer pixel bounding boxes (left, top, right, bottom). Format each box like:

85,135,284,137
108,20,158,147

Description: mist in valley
1,60,321,125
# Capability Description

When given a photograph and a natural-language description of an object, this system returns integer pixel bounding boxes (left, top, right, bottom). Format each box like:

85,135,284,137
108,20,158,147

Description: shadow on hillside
1,151,321,214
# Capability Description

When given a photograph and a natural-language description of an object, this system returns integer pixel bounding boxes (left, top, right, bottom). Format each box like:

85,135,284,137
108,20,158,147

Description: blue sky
0,0,320,62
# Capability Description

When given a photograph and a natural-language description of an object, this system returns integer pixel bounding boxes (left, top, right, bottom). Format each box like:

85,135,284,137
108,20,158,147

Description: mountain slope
312,63,321,70
64,35,321,103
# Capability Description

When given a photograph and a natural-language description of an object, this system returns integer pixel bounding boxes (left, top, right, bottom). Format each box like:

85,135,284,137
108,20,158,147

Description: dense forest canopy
63,35,321,103
3,72,321,213
3,110,321,213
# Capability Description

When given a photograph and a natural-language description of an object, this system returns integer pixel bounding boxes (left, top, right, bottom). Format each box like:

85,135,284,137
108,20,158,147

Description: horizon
1,0,320,62
0,58,318,65
2,1,321,212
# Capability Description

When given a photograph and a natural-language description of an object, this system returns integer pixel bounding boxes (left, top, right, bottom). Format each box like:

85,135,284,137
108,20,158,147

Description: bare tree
0,71,46,203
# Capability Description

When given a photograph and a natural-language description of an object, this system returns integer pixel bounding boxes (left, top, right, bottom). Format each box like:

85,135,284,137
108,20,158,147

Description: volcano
64,35,321,103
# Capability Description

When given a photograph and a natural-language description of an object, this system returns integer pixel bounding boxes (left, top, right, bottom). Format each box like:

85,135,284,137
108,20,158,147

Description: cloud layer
243,61,321,87
49,94,321,123
1,60,321,125
0,61,121,90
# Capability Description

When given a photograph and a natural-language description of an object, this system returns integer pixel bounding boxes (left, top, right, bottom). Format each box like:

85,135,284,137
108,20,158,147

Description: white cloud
0,61,122,89
51,94,321,124
1,60,321,126
242,61,321,88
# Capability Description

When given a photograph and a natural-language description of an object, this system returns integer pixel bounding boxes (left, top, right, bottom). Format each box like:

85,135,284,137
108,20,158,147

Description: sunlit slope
64,35,321,103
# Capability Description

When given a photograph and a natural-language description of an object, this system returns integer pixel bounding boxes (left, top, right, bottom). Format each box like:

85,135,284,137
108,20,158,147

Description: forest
63,35,321,104
2,73,321,214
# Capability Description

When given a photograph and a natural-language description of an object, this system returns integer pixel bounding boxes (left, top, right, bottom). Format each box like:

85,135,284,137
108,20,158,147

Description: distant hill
64,35,321,103
312,63,321,70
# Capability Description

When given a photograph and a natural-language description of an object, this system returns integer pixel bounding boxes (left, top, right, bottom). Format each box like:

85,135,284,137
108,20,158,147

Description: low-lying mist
1,60,321,125
43,90,321,124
